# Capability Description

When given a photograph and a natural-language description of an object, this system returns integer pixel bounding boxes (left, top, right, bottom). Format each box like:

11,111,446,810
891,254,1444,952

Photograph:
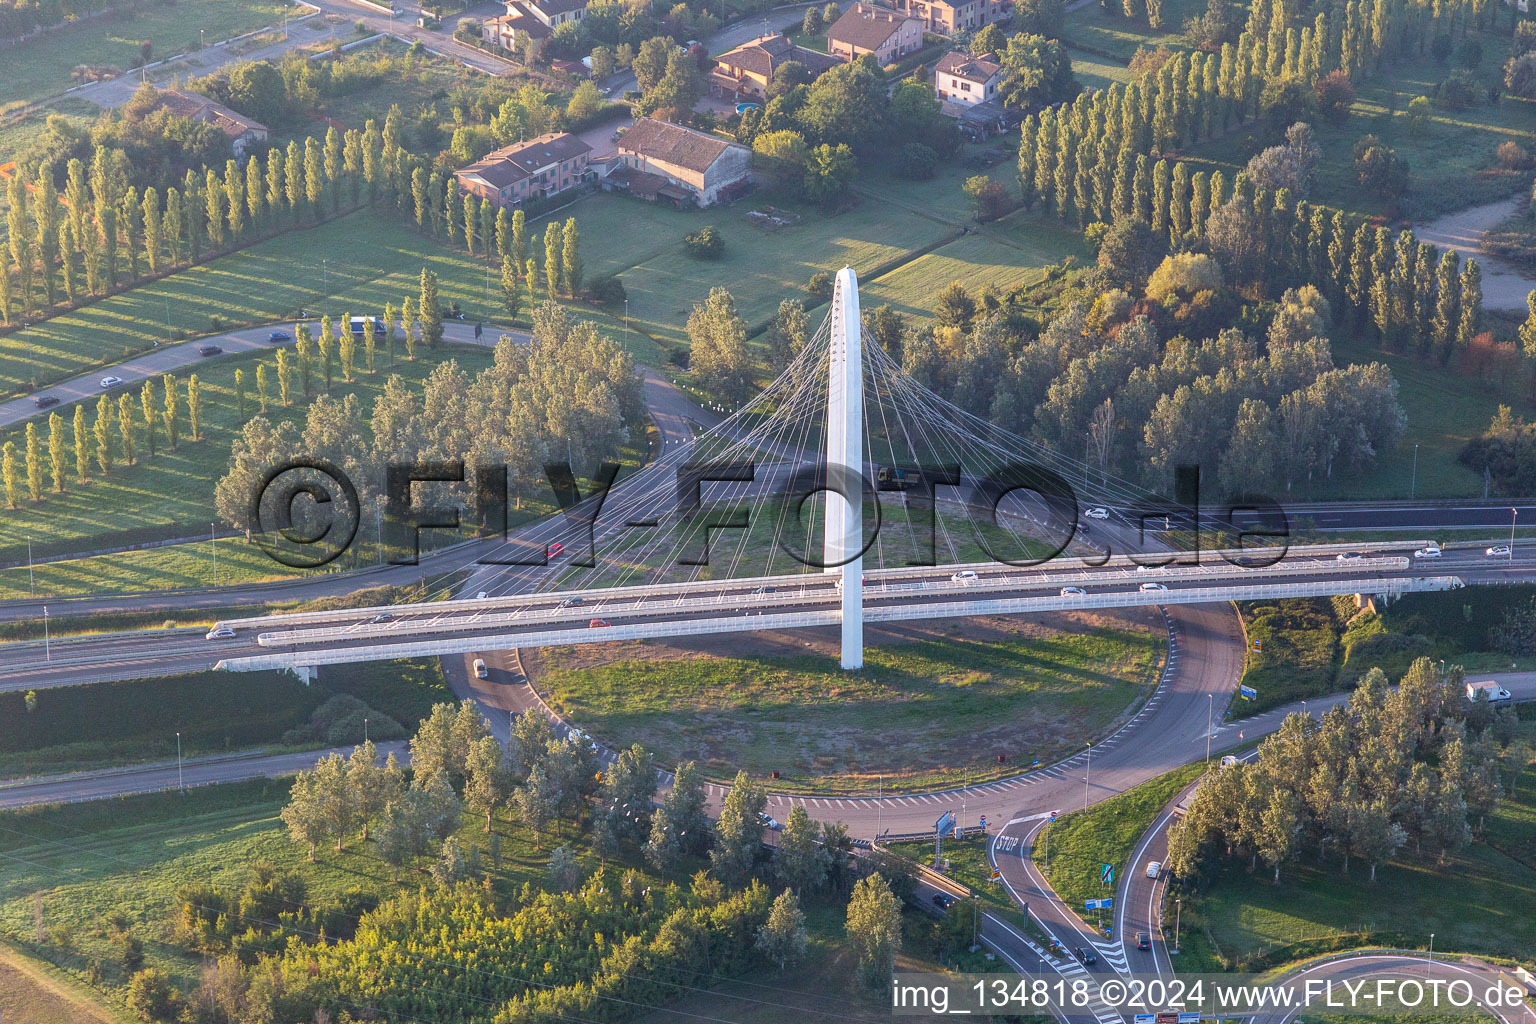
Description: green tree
140,379,157,457
765,298,809,372
25,421,43,501
710,770,768,885
2,440,18,508
774,804,829,894
47,411,66,492
318,315,336,391
646,760,709,868
401,296,418,361
92,398,115,477
1457,258,1482,351
562,217,582,296
687,287,752,402
501,256,521,318
117,393,135,465
846,873,902,989
340,313,357,382
72,403,90,483
803,142,857,205
234,368,247,420
419,269,443,348
465,734,515,831
162,373,179,449
187,374,203,440
756,888,809,971
295,324,315,394
543,226,562,300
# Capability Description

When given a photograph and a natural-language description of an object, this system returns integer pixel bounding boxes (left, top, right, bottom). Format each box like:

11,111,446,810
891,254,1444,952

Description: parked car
33,395,58,409
1075,946,1097,966
931,892,957,911
198,344,223,357
268,330,290,342
1486,545,1511,557
1145,861,1162,879
205,626,235,640
1139,582,1169,592
1060,586,1087,596
99,376,123,388
1136,932,1151,950
951,570,979,583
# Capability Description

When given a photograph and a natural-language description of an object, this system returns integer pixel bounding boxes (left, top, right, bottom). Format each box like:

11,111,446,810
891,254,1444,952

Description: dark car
268,330,290,342
198,344,223,357
932,892,957,911
33,395,59,409
1075,946,1097,966
560,596,584,608
369,612,395,624
1136,932,1151,951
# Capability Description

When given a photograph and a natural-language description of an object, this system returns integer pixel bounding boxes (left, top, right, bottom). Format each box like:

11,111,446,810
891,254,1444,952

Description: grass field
0,658,451,778
1035,761,1207,925
1068,47,1135,91
0,945,124,1024
1179,37,1536,222
2,0,290,110
860,213,1091,323
1177,722,1536,969
1062,0,1205,61
528,611,1162,794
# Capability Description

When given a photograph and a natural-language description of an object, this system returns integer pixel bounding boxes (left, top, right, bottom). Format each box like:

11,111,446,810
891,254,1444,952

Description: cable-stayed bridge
188,267,1470,677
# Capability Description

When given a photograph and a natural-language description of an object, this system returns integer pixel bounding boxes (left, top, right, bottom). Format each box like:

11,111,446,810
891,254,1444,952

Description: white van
472,658,489,679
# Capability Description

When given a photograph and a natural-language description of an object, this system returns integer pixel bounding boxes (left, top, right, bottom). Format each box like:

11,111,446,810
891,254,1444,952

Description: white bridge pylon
826,267,864,670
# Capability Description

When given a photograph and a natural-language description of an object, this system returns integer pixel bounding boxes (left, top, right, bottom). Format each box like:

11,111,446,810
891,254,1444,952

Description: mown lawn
1,0,291,111
530,614,1162,794
1035,761,1207,925
1069,47,1135,91
860,213,1091,323
1062,0,1205,61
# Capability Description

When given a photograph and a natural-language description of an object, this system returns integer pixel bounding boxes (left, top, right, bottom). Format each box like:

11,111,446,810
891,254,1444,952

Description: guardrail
214,574,1464,671
251,556,1412,647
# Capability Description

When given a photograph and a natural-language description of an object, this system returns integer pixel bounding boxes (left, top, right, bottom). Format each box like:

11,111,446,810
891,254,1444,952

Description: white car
951,570,979,583
1139,581,1168,592
1414,547,1442,559
205,626,235,640
1219,754,1239,769
1083,507,1110,520
1060,586,1087,596
1336,551,1363,562
757,812,782,831
476,591,488,599
100,375,123,388
1486,545,1511,557
1135,563,1165,573
1145,861,1162,880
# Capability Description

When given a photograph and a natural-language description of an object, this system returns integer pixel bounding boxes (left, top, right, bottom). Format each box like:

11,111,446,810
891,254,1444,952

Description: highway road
1253,953,1536,1024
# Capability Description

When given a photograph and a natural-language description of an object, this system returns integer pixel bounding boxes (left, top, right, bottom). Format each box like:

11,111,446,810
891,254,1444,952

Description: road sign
1085,898,1103,910
936,811,955,837
979,815,988,831
1156,1012,1180,1024
1134,1015,1156,1024
1084,897,1114,910
1179,1014,1201,1023
1252,638,1262,652
1239,684,1258,701
1101,863,1114,884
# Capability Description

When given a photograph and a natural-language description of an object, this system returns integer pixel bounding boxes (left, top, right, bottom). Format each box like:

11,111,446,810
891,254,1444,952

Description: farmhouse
825,3,923,63
892,0,1009,35
611,118,752,208
149,89,268,157
934,50,1002,104
454,133,594,208
710,32,841,99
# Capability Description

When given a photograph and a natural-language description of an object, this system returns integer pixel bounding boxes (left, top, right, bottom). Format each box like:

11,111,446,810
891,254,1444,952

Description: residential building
454,132,594,208
148,89,268,156
517,0,587,28
481,3,550,50
825,2,923,63
895,0,1008,35
612,118,752,207
710,32,841,99
934,50,1002,105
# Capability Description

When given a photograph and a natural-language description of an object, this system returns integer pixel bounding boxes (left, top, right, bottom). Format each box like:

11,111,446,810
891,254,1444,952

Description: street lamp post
42,604,50,662
1173,898,1182,954
210,522,217,585
1083,742,1091,812
876,775,883,842
364,717,369,744
27,535,34,597
1512,508,1519,559
177,731,184,794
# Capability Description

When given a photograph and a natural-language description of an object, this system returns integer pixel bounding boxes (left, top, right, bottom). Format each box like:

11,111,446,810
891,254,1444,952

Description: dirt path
0,945,123,1024
1414,196,1535,312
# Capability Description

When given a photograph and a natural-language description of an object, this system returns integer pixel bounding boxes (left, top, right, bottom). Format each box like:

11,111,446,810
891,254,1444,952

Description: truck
1466,679,1513,706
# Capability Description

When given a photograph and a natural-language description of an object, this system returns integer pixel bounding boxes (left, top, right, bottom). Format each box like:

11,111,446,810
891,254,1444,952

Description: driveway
1414,196,1536,312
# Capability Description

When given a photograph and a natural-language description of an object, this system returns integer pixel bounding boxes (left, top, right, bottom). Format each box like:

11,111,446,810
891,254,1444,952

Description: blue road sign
936,811,955,837
1084,897,1115,910
1239,684,1258,700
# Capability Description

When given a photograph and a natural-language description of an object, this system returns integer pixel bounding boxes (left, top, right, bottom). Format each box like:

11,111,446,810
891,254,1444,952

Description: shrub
1496,141,1531,169
805,271,832,301
894,142,938,180
1433,71,1480,110
1313,70,1355,125
588,275,627,304
126,968,178,1021
684,225,724,259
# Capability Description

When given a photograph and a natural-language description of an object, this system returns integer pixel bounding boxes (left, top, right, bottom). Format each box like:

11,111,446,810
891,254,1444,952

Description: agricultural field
1,0,292,112
526,609,1163,794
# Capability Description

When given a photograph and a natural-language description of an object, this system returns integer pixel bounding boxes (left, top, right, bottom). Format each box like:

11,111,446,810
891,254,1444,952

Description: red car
548,541,565,558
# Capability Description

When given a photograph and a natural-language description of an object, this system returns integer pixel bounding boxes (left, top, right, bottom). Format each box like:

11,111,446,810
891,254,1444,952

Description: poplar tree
47,411,66,492
25,422,43,501
140,379,157,457
188,373,203,440
234,367,247,420
419,269,443,348
117,393,135,465
2,441,17,509
510,208,527,270
1457,259,1482,351
72,404,89,483
543,227,562,300
256,363,270,413
162,373,179,450
562,217,582,296
340,312,356,381
94,394,113,475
